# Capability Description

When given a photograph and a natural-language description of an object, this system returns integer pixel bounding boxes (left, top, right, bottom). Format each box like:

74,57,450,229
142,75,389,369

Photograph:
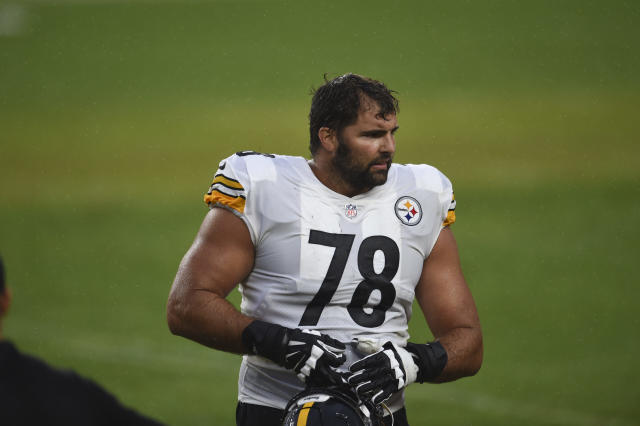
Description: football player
167,74,483,426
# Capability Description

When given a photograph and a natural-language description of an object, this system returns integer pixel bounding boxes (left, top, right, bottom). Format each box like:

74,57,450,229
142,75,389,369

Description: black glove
347,341,418,405
348,340,448,405
241,320,347,385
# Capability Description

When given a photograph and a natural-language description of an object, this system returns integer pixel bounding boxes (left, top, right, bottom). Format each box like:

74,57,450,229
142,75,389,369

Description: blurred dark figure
0,255,163,425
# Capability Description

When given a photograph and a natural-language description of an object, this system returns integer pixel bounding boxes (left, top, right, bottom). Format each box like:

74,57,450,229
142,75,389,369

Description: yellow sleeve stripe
297,402,315,426
212,174,244,190
443,210,456,227
203,190,246,213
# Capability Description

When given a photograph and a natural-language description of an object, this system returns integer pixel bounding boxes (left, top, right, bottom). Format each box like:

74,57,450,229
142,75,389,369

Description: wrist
394,343,419,385
405,341,448,383
241,320,290,365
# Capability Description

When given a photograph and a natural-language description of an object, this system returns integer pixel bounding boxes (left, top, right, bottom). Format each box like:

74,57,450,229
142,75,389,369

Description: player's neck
308,159,371,198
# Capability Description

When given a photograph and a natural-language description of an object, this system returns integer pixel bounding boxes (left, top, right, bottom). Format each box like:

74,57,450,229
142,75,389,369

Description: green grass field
1,1,639,424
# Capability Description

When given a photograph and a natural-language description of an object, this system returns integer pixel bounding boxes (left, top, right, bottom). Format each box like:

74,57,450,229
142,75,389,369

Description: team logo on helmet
395,196,422,226
282,386,385,426
345,203,358,219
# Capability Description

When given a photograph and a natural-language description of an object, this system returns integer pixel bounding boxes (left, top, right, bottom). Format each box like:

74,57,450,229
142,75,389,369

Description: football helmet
281,386,386,426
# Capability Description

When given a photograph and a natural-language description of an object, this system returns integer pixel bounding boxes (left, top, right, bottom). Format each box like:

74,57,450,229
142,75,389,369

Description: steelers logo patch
395,196,422,226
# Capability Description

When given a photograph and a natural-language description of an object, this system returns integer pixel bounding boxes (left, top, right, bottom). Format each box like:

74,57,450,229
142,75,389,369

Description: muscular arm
167,207,255,354
415,227,483,382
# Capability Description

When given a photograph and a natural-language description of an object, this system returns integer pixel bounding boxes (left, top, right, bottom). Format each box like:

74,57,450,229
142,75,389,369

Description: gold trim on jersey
212,174,244,190
203,190,246,213
443,193,456,226
443,210,456,227
297,402,315,426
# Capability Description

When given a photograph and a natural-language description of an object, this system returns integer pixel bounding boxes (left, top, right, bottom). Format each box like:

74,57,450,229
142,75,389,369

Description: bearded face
332,132,393,193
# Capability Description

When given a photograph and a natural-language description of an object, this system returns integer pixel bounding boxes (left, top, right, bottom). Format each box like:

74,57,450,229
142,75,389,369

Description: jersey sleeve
438,171,456,228
203,154,257,241
204,157,247,213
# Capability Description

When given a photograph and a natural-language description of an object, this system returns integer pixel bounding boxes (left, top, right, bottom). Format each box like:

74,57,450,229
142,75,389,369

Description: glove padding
285,329,347,385
347,341,418,405
241,320,346,386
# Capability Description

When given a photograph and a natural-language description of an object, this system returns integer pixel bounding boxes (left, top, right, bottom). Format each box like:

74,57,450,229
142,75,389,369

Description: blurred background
1,0,638,424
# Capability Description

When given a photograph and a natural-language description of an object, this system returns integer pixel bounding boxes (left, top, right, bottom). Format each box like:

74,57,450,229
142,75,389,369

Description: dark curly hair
308,73,399,155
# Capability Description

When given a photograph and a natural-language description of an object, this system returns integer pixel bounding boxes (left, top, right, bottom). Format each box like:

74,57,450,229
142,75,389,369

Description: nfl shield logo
345,203,358,219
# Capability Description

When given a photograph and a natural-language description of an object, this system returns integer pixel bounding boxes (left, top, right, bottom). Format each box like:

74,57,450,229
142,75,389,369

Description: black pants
236,402,409,426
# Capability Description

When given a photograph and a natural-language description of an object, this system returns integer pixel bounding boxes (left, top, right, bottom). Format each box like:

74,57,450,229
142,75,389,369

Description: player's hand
284,328,347,385
347,341,418,405
241,320,346,385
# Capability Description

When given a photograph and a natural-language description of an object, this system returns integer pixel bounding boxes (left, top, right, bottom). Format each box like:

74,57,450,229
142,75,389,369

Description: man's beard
332,136,393,193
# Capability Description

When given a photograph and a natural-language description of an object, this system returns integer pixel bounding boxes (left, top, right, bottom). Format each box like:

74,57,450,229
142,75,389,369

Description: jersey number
299,230,399,328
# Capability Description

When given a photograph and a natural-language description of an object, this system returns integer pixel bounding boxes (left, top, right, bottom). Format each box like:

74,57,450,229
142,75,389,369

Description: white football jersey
204,152,456,412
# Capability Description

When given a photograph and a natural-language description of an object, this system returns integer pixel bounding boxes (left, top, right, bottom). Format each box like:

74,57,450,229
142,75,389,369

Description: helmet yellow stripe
297,402,315,426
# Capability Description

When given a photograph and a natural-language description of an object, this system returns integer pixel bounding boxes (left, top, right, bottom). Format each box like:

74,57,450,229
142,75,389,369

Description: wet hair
308,73,399,155
0,255,4,293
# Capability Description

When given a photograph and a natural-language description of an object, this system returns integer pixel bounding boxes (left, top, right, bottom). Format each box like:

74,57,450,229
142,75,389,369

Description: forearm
167,285,252,354
432,325,483,382
167,207,257,354
414,228,483,383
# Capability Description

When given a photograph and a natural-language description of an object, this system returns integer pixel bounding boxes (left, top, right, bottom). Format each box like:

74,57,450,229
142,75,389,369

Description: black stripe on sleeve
212,181,246,192
213,173,241,184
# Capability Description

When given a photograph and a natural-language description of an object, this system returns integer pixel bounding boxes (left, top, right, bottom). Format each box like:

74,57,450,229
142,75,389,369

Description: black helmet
281,387,385,426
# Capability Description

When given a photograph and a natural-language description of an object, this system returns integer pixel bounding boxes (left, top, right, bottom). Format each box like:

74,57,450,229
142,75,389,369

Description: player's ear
0,287,11,317
318,127,338,153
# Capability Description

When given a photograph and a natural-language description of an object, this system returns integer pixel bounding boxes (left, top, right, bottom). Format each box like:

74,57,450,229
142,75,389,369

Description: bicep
172,207,255,299
415,227,480,339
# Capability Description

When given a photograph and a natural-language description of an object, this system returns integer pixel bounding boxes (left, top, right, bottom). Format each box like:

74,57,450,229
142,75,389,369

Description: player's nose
380,132,396,154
